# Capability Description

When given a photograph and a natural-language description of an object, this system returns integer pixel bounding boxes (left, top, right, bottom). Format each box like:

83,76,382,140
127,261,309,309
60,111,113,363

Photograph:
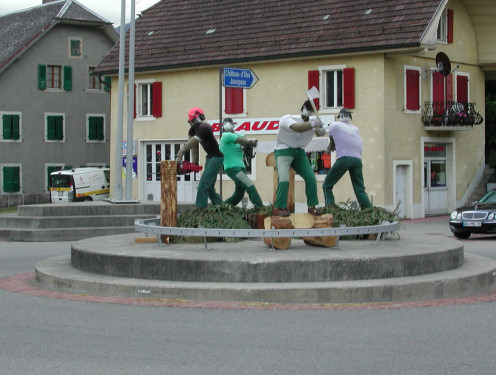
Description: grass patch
0,206,17,214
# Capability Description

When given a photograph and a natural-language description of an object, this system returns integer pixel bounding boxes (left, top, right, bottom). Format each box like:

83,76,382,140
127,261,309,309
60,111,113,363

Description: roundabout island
34,219,496,304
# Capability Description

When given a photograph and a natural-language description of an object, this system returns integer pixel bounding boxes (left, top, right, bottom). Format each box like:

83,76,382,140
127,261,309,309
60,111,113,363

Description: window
325,69,343,108
87,115,105,142
437,8,453,43
69,38,82,57
310,66,355,111
45,114,65,141
432,71,453,104
47,65,62,89
2,165,21,193
1,112,21,141
88,67,101,90
404,66,421,113
224,87,245,116
135,81,162,118
38,65,72,91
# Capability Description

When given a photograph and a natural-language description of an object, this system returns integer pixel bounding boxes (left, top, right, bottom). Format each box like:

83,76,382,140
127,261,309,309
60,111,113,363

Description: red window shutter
308,70,320,109
405,69,420,111
152,82,162,117
447,9,454,44
225,87,243,114
456,75,468,103
446,74,453,102
343,68,355,109
432,72,445,103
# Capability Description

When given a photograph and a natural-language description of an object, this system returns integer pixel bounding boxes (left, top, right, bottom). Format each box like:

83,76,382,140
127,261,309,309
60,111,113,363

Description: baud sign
211,115,335,136
211,118,280,135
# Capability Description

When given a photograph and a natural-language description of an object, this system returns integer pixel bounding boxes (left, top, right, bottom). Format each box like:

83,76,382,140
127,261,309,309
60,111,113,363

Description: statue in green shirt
219,118,263,208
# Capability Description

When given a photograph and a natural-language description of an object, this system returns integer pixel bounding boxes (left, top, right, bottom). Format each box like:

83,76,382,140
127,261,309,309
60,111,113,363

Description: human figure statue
323,108,372,209
175,107,224,207
273,100,327,216
219,118,264,208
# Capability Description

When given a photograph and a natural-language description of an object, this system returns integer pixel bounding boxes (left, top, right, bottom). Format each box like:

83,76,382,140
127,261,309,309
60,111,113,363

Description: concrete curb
35,253,496,304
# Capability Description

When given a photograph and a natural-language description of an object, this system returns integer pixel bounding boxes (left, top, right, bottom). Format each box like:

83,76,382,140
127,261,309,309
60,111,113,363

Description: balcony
422,101,483,131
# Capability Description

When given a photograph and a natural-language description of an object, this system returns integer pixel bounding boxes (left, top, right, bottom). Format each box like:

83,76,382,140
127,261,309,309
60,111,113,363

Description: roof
95,0,445,75
0,0,118,74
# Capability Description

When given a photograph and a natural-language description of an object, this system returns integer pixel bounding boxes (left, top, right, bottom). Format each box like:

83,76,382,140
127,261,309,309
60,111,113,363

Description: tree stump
303,214,337,248
263,216,293,250
160,160,177,243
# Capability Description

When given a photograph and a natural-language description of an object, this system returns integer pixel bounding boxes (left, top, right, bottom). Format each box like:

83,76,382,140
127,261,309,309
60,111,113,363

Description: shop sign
211,115,334,136
424,144,446,158
211,118,280,135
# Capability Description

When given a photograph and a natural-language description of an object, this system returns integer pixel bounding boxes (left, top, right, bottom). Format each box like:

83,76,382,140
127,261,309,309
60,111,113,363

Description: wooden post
265,153,295,212
160,161,177,243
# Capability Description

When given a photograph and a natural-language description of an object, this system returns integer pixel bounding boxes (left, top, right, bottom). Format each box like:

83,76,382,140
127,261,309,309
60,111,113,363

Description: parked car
449,188,496,239
50,167,110,203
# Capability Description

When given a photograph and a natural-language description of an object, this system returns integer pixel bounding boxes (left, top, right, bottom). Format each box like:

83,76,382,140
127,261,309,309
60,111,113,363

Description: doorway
393,161,413,219
423,143,448,215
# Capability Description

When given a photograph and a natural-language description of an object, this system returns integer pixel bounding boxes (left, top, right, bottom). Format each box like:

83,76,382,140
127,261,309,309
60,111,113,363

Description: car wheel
453,231,471,239
84,197,93,202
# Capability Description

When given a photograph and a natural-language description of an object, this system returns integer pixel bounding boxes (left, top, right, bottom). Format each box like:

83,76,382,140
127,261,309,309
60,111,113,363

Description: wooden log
303,214,337,248
134,237,160,244
289,213,314,229
160,160,177,243
263,216,293,250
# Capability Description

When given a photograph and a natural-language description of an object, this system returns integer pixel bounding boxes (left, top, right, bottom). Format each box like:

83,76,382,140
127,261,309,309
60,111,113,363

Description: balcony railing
422,101,483,129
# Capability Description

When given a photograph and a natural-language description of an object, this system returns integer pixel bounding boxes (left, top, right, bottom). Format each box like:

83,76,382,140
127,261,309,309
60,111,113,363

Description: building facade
0,0,118,207
95,0,496,218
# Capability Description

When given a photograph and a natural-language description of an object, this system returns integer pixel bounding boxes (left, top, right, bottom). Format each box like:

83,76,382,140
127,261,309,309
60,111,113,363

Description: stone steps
469,164,495,202
0,202,194,241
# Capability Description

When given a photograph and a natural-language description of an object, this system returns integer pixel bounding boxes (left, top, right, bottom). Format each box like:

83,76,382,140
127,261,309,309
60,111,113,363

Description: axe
306,86,320,118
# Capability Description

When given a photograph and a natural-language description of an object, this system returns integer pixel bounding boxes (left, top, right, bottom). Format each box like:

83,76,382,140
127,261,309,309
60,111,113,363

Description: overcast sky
0,0,160,27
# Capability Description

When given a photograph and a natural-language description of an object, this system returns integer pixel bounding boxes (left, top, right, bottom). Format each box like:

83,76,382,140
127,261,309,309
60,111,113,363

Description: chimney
42,0,60,3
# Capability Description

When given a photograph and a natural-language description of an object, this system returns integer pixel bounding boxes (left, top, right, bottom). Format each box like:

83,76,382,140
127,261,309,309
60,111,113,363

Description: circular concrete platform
34,231,496,304
70,233,463,282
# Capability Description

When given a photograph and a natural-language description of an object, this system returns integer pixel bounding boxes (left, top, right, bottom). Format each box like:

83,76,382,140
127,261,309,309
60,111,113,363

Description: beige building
95,0,496,219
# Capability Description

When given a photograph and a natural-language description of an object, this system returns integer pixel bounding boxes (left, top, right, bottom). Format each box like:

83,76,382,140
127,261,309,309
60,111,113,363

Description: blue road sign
223,67,258,89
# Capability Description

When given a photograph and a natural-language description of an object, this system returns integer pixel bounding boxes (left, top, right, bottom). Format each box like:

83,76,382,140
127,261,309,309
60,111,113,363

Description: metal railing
422,101,483,127
135,217,400,250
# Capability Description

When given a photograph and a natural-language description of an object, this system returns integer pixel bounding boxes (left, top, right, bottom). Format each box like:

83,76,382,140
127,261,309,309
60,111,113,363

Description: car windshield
50,175,71,188
478,190,496,204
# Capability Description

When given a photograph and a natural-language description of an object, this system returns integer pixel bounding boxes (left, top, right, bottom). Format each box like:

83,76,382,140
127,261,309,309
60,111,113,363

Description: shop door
423,158,448,215
143,142,199,203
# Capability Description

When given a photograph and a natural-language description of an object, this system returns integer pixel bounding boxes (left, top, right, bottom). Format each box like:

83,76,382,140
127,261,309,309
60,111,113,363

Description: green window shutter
3,166,20,193
88,116,104,141
96,117,104,140
104,76,111,92
38,64,47,90
88,116,97,140
63,66,72,91
12,115,20,140
47,115,56,140
55,116,64,140
2,115,11,139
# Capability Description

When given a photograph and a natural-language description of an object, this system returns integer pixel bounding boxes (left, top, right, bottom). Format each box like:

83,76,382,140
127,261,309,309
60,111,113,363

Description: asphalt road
1,217,495,375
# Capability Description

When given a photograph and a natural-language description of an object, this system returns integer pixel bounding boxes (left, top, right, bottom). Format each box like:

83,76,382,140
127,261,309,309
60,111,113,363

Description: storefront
423,141,452,216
